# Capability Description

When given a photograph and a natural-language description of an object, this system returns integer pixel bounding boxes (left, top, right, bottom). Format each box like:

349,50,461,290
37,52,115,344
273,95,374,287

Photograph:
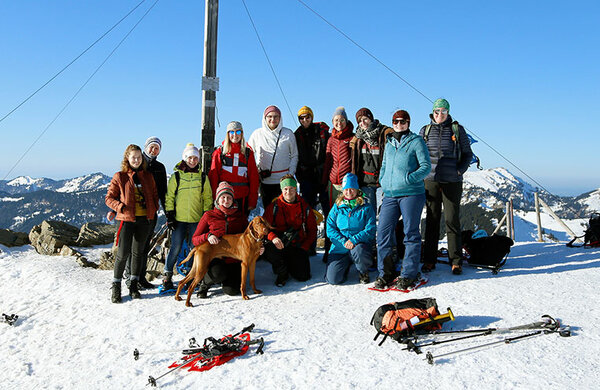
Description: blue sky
0,0,598,196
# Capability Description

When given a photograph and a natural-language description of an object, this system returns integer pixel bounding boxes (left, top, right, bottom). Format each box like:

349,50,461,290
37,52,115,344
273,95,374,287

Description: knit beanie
433,98,450,112
342,173,359,190
392,110,411,123
215,181,235,205
227,121,243,131
297,106,314,118
355,107,374,123
182,143,200,160
332,106,348,121
144,136,161,153
264,105,281,118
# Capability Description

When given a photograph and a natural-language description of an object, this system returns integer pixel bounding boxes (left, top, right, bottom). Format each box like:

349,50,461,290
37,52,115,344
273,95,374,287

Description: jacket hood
261,113,283,134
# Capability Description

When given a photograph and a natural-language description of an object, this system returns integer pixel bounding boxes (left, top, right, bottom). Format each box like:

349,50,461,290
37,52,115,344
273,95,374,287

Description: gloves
166,211,177,231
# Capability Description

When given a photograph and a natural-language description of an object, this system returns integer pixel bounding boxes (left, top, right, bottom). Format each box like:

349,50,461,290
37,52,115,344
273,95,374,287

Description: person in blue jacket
373,109,431,290
325,173,376,285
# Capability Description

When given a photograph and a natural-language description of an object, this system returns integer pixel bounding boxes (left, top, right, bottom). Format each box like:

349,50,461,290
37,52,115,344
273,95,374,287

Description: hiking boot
394,277,415,290
421,263,436,273
197,281,210,299
373,277,389,290
162,272,174,291
138,278,155,290
275,273,289,287
359,272,370,284
129,280,141,299
111,282,122,304
452,265,462,275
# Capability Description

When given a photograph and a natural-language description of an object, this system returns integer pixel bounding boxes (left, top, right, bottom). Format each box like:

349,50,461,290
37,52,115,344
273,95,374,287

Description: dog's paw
185,301,194,307
242,295,250,300
253,289,262,295
174,296,182,301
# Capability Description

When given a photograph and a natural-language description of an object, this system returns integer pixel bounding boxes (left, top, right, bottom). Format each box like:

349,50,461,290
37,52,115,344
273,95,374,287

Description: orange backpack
371,298,442,344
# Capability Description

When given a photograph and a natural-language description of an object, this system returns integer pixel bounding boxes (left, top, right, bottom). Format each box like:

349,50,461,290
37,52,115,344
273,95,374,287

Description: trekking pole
425,329,545,365
146,352,208,387
1,313,18,326
424,317,571,364
402,315,565,354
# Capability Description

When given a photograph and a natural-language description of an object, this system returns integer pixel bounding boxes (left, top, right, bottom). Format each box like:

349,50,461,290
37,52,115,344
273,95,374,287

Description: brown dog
174,216,272,307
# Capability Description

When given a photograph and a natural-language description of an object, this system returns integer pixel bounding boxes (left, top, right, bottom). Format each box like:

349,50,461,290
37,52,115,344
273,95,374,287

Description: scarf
341,197,359,209
356,120,381,146
176,160,200,173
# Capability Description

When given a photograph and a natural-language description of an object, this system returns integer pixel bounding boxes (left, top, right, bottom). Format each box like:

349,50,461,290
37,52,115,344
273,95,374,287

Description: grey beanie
227,121,243,131
144,136,161,151
332,106,348,121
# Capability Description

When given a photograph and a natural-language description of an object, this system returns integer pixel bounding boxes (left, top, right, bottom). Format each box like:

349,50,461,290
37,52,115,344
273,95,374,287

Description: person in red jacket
263,174,317,287
323,106,355,207
105,144,158,303
208,121,259,217
191,181,255,298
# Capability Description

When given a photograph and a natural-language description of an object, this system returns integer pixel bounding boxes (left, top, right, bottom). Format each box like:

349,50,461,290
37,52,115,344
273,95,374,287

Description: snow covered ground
1,242,599,389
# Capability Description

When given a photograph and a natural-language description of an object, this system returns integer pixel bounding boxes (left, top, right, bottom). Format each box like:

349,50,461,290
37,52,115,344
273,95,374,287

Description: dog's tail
179,247,197,265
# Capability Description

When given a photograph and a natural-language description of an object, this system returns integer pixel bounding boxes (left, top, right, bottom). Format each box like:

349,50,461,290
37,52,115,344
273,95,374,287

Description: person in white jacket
248,105,299,206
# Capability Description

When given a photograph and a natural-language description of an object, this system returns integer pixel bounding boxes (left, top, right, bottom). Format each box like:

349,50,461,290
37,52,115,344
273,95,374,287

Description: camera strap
268,128,283,172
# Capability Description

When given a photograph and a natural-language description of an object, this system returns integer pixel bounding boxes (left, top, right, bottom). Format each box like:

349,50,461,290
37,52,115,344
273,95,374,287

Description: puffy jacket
263,194,317,252
208,142,259,210
418,114,473,182
191,206,248,247
247,116,298,185
380,131,431,197
323,122,354,185
105,170,158,222
326,199,376,254
294,122,330,183
165,163,213,223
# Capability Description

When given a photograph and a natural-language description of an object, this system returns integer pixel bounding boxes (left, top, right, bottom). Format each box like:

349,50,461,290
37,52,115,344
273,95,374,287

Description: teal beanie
433,98,450,112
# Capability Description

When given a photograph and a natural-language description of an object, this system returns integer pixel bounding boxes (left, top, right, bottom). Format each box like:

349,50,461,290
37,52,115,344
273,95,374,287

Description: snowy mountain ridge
0,172,110,194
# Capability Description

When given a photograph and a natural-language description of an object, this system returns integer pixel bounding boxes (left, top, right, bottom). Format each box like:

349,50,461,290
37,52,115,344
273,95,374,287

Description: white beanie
182,143,200,160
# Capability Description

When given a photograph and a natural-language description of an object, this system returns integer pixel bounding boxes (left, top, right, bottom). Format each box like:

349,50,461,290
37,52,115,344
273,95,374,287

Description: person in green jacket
162,143,213,290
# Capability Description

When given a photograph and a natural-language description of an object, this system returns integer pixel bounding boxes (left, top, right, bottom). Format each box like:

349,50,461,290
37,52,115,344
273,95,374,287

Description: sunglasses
228,130,243,135
393,119,409,125
299,115,312,120
433,109,448,115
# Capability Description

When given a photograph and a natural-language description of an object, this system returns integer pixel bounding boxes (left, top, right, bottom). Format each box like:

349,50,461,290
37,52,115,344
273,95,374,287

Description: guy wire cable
0,0,148,125
241,0,295,120
2,0,161,181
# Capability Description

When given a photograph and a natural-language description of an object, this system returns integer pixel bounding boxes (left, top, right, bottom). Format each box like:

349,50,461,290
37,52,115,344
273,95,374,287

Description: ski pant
423,181,463,266
164,222,197,274
203,258,242,296
260,183,282,207
113,217,153,282
325,242,372,285
263,243,311,282
125,217,156,281
377,194,425,281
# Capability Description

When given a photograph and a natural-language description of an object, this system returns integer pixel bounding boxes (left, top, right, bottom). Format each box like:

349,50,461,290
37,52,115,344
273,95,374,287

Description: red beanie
264,105,281,118
355,107,374,123
392,110,411,123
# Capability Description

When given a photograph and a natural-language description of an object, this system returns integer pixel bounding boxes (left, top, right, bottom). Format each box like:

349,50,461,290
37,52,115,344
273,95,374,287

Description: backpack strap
452,121,462,161
174,171,181,198
423,124,432,142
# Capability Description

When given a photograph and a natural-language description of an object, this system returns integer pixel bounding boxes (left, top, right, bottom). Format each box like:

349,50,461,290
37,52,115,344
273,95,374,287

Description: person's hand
106,211,116,222
208,234,220,245
166,211,177,231
344,240,355,250
272,237,284,250
259,246,265,255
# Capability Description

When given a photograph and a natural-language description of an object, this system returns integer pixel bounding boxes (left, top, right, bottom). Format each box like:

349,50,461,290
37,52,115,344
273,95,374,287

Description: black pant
423,180,463,266
125,217,157,280
260,183,282,207
263,243,311,281
203,258,242,296
113,217,153,281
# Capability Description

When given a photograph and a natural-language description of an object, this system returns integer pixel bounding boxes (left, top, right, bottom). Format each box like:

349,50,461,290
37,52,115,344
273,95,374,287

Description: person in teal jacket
373,110,431,291
325,173,376,285
162,143,213,290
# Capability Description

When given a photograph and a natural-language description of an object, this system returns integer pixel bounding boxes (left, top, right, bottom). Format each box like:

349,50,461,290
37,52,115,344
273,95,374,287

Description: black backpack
567,213,600,248
370,298,442,344
461,230,514,274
